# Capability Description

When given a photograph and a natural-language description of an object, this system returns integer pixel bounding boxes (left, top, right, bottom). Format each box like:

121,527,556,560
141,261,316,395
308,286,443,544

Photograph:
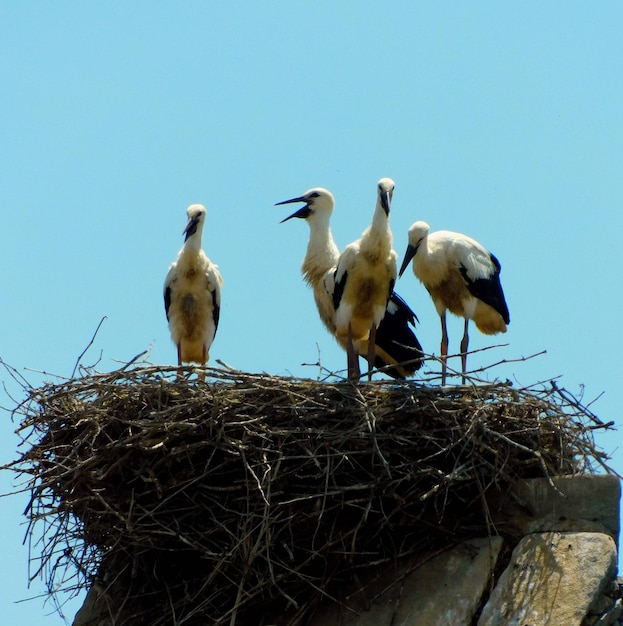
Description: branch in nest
2,360,615,626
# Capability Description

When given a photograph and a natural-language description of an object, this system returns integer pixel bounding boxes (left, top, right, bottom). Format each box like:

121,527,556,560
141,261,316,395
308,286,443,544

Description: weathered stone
308,537,504,625
585,597,623,626
478,531,617,626
392,537,504,626
603,597,622,625
492,475,620,543
589,592,617,616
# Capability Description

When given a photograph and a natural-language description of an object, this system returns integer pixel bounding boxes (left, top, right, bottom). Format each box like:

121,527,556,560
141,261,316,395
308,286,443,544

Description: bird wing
212,292,221,331
331,268,346,311
205,263,223,332
457,244,510,324
163,263,177,321
332,243,357,311
322,267,336,299
386,249,398,302
452,237,493,281
321,267,337,309
387,291,419,325
374,290,424,378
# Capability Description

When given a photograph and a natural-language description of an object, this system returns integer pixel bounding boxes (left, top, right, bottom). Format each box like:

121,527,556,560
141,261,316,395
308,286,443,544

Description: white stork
398,220,510,385
332,178,398,381
164,204,223,380
277,188,340,339
276,187,423,380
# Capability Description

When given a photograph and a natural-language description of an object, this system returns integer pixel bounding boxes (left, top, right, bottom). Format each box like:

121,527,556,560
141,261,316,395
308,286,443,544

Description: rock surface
505,475,620,540
478,531,617,626
72,475,623,625
308,537,504,625
390,537,504,626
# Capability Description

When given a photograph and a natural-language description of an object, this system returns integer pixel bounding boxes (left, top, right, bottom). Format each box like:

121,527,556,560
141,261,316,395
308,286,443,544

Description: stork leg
199,345,207,383
176,343,183,379
440,312,449,385
366,323,377,382
460,318,470,384
347,324,360,382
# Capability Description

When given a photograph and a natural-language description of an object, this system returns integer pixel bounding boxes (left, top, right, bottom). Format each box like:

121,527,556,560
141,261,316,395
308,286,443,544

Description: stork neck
302,222,339,284
361,205,392,254
309,216,335,250
183,229,204,253
371,202,391,231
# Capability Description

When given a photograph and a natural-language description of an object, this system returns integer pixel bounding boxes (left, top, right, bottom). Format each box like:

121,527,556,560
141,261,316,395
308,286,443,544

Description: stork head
377,178,395,216
276,187,335,223
399,221,430,277
183,204,207,241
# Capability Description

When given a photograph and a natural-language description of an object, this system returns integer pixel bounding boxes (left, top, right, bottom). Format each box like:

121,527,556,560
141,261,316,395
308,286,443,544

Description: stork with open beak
277,185,422,380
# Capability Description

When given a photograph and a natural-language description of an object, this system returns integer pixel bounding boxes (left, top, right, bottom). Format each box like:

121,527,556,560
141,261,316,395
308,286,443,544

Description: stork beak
276,196,312,222
399,244,417,278
279,205,312,223
380,190,392,216
183,216,200,240
275,195,307,206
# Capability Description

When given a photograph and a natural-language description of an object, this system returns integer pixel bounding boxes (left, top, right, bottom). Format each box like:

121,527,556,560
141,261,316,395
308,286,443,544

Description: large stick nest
5,364,614,625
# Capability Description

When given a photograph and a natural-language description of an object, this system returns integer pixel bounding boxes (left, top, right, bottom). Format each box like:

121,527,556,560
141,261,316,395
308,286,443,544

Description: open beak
275,195,312,222
279,205,312,223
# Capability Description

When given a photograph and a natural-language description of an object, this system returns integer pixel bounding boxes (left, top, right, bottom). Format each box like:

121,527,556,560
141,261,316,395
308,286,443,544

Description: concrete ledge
492,475,620,544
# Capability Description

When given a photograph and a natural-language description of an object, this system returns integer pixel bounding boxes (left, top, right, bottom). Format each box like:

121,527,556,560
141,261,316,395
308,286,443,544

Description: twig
3,359,613,625
71,316,107,378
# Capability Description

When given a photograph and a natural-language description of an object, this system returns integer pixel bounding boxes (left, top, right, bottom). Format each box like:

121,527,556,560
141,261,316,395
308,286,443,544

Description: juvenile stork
398,221,510,385
276,187,422,380
332,178,398,381
164,204,223,380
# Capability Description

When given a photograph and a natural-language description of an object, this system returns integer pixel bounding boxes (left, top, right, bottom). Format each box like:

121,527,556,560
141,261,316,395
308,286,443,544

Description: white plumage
276,186,423,379
277,188,340,339
164,204,223,380
398,220,510,385
332,178,398,381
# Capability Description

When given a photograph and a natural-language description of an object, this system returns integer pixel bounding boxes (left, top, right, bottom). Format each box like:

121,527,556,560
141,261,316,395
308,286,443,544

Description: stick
71,316,107,378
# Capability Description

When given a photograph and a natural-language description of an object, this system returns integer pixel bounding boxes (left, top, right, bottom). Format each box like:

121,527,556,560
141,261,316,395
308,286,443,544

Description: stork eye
310,192,320,198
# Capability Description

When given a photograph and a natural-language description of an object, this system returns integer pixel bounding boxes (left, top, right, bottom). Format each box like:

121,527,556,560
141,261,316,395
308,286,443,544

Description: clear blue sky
1,2,622,623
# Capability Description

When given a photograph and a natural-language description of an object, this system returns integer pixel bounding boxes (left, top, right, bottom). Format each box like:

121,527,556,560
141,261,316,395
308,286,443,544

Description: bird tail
472,300,509,335
373,292,424,378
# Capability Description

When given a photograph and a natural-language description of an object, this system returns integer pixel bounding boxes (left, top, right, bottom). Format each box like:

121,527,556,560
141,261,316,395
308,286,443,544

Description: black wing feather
212,289,220,332
332,268,347,311
460,253,510,324
374,291,424,378
164,286,172,322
